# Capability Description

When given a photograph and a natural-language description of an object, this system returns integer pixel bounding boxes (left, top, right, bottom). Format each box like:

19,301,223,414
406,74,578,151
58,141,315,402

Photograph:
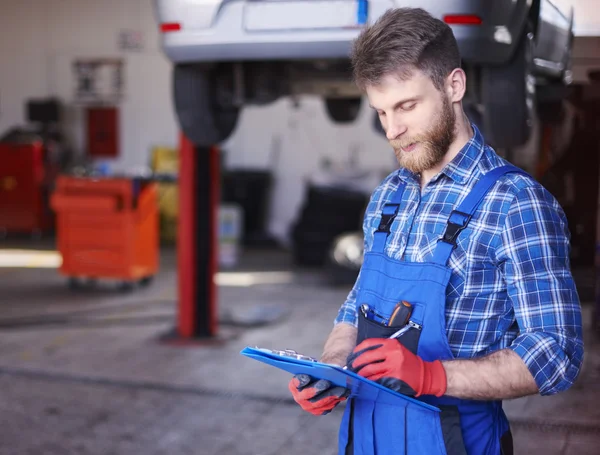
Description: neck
420,110,473,188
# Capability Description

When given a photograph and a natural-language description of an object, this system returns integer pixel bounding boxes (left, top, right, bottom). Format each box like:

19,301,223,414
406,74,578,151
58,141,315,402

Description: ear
445,68,467,103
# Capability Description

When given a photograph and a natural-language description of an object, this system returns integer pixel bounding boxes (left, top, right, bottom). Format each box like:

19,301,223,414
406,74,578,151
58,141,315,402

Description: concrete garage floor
0,245,598,455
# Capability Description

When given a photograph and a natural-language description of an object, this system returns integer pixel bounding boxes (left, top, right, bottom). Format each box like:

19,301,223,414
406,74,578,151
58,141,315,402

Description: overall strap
372,179,407,253
431,165,529,265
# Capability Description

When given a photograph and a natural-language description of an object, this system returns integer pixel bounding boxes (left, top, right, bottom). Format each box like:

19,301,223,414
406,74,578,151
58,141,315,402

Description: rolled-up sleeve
497,185,584,396
334,268,361,327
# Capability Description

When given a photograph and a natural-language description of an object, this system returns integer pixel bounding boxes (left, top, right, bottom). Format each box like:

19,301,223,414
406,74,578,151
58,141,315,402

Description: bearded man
288,7,583,455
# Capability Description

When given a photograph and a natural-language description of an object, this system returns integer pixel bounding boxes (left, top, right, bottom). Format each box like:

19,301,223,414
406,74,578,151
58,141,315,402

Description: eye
401,103,416,111
377,110,386,117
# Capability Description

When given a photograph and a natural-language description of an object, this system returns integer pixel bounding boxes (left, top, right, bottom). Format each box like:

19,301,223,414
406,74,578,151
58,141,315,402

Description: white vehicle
154,0,574,148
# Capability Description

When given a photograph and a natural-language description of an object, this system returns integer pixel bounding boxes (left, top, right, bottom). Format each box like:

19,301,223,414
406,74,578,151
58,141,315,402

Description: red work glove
346,338,447,397
288,374,350,416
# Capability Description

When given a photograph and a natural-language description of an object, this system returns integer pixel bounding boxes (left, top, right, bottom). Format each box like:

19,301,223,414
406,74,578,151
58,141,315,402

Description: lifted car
154,0,574,149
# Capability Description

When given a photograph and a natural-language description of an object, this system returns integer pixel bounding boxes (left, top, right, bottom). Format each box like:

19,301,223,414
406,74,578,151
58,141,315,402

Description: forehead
366,69,438,109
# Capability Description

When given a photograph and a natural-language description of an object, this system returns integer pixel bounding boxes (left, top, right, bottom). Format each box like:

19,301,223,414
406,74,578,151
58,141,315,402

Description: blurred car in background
154,0,574,149
327,231,364,285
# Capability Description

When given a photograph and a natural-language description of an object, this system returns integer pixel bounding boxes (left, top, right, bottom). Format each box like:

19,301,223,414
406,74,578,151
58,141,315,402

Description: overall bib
339,165,526,455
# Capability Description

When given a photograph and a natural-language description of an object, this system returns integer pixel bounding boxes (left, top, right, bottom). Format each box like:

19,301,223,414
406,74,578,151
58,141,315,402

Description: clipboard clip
252,346,318,363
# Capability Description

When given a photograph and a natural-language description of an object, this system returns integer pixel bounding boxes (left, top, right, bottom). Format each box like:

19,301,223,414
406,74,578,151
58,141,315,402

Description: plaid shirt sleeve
333,268,362,327
497,184,584,396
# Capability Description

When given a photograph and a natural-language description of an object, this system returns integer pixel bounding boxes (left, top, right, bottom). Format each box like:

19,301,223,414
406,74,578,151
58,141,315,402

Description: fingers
354,361,389,380
348,348,387,372
308,385,349,403
289,374,316,397
289,375,349,415
289,375,313,401
346,344,382,370
355,338,397,352
293,385,319,401
288,378,300,397
330,386,351,400
311,379,333,393
364,371,386,381
346,338,400,369
353,366,417,396
292,374,313,390
289,377,334,401
300,394,348,415
376,377,417,396
352,340,384,357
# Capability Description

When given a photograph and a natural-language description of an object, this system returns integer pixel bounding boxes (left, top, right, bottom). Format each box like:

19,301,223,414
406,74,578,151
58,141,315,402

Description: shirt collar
440,122,485,184
396,122,485,185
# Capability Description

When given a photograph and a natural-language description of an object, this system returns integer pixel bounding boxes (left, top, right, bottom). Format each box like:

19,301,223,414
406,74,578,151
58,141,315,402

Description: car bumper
159,1,521,65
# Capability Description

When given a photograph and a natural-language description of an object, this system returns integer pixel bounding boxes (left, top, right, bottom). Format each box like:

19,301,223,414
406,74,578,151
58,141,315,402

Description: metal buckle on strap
440,210,472,247
377,205,399,233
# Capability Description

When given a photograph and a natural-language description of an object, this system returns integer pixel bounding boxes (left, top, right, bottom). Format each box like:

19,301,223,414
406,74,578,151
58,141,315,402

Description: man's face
366,69,456,174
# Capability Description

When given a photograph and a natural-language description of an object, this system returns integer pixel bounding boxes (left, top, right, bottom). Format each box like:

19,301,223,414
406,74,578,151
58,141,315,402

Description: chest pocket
448,224,499,285
413,224,473,272
404,219,452,263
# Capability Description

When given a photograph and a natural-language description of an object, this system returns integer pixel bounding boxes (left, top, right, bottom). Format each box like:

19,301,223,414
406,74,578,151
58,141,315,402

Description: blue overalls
338,165,526,455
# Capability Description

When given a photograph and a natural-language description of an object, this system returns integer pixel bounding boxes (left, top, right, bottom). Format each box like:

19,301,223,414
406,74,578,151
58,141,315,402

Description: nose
384,114,407,141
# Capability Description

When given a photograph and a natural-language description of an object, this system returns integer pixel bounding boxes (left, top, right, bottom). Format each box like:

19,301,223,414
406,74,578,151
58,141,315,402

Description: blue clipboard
240,346,439,412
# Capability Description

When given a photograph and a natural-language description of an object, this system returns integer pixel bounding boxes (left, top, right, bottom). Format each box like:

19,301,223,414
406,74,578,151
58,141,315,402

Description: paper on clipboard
240,346,439,412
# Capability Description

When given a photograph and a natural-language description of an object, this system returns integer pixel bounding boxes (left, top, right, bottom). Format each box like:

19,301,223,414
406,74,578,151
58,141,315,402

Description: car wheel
534,30,574,125
173,64,241,146
324,97,362,123
481,26,535,149
561,30,575,86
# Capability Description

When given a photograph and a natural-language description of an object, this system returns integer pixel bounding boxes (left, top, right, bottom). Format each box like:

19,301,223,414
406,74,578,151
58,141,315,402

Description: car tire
481,26,535,149
561,30,575,86
534,29,574,126
324,97,362,123
535,85,569,125
173,64,240,146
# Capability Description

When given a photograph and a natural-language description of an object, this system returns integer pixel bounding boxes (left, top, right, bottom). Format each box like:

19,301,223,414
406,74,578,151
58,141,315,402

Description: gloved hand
346,338,447,397
288,374,350,416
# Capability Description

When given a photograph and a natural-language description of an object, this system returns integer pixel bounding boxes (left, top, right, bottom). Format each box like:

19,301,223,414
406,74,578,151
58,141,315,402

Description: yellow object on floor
151,146,179,173
151,146,179,243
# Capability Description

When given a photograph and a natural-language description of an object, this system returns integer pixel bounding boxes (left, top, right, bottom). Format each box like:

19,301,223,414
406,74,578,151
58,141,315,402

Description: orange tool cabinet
50,176,159,289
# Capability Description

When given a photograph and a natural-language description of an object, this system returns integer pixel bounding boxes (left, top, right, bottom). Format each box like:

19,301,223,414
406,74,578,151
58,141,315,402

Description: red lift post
161,133,222,343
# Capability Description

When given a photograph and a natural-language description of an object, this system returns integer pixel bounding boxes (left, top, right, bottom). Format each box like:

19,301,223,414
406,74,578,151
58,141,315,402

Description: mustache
389,136,428,149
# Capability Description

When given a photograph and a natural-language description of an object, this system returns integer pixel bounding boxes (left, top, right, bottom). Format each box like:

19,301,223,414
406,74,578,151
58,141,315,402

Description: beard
389,96,456,174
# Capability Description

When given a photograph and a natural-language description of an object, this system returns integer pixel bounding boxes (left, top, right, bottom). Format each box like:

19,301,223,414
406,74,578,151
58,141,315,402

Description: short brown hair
350,8,461,91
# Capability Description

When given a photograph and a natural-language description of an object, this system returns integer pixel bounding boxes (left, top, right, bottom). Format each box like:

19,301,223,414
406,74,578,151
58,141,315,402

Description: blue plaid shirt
335,124,583,396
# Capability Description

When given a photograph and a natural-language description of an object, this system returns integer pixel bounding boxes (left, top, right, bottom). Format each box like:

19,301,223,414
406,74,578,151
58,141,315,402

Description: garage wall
0,0,49,135
0,0,178,171
45,0,179,172
0,0,394,245
553,0,600,36
2,1,596,246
